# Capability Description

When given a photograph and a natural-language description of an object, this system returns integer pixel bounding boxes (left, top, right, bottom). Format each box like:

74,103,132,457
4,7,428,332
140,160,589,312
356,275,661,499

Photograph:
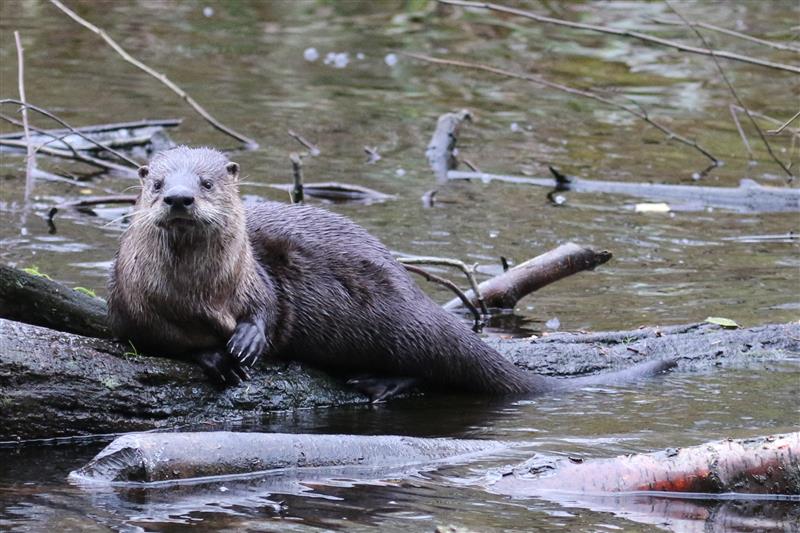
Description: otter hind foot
194,350,250,387
347,377,419,403
227,320,267,367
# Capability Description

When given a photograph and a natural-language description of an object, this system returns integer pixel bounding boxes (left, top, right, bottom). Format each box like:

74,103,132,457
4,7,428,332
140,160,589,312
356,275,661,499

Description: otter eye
201,180,213,190
152,180,163,192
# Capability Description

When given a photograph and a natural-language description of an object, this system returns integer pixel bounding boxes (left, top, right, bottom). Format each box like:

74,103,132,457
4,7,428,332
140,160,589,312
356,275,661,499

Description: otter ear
138,165,149,183
226,162,240,180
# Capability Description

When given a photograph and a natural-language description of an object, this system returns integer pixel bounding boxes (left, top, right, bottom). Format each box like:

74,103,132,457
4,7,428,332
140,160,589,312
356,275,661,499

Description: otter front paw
194,350,249,387
227,320,267,368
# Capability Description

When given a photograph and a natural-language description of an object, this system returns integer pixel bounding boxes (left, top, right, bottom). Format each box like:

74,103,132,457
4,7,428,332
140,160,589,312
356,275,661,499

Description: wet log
448,170,800,213
69,432,508,484
489,432,800,496
2,318,798,442
443,242,612,310
426,109,472,183
0,118,180,153
0,264,111,339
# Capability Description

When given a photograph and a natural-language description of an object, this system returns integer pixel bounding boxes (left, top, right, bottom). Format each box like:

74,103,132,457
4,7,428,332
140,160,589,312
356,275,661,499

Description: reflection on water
2,363,798,531
1,0,798,531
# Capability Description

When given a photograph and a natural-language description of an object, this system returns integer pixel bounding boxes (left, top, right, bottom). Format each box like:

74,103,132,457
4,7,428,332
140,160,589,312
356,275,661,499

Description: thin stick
49,0,258,148
290,152,304,204
649,17,800,54
437,0,800,75
0,99,139,167
287,130,320,156
665,2,793,180
729,104,754,160
405,53,719,166
402,264,482,325
397,256,489,315
14,31,35,202
768,110,800,135
0,139,137,176
0,112,85,161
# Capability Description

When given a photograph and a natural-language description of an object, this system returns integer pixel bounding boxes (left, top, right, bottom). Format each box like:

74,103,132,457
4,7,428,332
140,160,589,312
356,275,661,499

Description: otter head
136,146,241,233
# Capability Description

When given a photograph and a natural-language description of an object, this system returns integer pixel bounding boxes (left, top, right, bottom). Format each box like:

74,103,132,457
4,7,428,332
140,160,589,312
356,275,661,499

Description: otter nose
163,186,195,209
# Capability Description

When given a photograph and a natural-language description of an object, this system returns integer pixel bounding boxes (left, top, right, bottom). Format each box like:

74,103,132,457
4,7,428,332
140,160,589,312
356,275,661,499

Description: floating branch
406,53,719,167
0,139,137,176
447,169,800,213
437,0,800,75
50,0,258,148
0,99,140,167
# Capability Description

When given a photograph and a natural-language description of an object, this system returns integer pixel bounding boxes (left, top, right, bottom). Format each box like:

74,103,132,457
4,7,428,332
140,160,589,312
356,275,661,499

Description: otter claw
194,350,247,387
227,320,267,368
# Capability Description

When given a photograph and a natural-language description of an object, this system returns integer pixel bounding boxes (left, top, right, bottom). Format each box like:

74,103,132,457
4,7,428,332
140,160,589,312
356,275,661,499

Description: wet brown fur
109,147,674,395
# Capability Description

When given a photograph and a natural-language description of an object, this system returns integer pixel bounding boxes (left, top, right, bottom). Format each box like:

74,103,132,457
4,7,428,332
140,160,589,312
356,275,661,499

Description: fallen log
444,243,611,310
489,432,800,497
2,317,798,442
69,432,509,484
448,170,800,213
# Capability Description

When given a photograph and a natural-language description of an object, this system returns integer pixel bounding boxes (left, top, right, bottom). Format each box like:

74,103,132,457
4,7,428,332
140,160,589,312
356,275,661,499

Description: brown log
443,243,611,310
489,432,800,496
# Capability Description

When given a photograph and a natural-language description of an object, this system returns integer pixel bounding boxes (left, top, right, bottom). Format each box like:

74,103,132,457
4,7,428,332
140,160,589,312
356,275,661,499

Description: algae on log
2,318,799,442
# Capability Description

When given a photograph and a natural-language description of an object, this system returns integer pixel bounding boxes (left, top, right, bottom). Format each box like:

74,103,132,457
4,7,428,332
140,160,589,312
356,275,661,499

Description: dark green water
1,1,798,531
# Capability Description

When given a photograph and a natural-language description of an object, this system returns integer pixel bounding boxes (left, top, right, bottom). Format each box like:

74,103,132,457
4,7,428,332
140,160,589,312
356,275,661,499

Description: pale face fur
107,147,266,355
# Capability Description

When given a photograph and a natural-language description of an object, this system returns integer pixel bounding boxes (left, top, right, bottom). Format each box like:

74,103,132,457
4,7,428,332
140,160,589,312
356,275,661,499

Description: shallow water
0,1,799,531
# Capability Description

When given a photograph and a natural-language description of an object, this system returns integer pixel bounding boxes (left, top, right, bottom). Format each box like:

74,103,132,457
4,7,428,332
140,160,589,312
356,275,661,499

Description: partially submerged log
70,432,508,484
2,317,798,442
0,118,180,153
72,430,799,501
426,109,472,183
264,181,395,202
448,170,800,213
489,432,800,497
444,243,612,310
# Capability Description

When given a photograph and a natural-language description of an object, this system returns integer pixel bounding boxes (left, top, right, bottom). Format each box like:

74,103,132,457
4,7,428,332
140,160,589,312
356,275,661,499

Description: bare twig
768,110,800,135
397,256,489,315
729,104,754,160
406,53,719,166
50,0,258,148
289,152,304,204
14,31,35,202
666,2,793,180
462,158,481,172
437,0,800,74
402,264,482,327
0,99,140,167
48,194,138,224
649,17,800,54
287,130,320,156
0,139,137,176
0,112,84,161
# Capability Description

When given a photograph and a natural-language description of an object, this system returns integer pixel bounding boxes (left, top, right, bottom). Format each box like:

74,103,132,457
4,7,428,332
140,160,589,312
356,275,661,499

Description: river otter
108,147,675,400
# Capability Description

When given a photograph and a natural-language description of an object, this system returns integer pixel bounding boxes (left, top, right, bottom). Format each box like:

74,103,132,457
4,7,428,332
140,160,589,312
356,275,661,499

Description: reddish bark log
490,432,800,496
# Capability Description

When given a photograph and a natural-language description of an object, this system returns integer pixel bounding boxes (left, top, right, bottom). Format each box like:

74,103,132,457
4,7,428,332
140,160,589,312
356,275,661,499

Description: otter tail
547,358,678,391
